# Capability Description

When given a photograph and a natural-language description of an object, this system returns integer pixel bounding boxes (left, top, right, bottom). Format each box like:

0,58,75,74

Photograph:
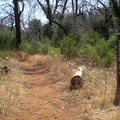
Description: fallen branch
68,63,86,90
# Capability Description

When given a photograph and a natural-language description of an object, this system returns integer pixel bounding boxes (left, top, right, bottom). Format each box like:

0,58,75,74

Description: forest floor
0,53,119,120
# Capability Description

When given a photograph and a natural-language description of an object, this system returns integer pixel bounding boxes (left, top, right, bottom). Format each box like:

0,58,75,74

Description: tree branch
110,0,120,18
19,1,25,16
49,19,68,35
98,0,108,11
37,0,47,15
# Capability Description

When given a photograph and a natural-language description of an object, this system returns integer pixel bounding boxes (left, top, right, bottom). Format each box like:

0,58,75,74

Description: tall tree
13,0,24,49
0,0,25,49
109,0,120,105
109,0,120,32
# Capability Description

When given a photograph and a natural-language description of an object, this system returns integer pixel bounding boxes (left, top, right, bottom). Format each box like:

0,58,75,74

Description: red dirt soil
0,60,85,120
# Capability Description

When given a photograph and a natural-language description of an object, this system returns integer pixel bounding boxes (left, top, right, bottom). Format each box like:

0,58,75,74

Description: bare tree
71,0,83,18
109,0,120,105
109,0,120,32
85,0,113,39
37,0,68,39
0,0,25,49
13,0,25,49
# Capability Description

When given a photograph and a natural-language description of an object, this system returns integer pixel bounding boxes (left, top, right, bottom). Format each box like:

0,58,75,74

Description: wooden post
114,33,120,105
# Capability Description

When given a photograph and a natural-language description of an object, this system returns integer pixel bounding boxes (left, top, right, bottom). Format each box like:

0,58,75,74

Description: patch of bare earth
0,54,119,120
0,55,83,120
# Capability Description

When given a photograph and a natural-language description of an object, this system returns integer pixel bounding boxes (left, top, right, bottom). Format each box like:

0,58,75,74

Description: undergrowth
65,64,118,120
0,31,116,67
0,53,119,120
0,59,26,114
27,54,118,120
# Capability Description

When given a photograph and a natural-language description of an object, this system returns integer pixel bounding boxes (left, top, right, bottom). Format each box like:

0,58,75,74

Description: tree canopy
0,0,119,45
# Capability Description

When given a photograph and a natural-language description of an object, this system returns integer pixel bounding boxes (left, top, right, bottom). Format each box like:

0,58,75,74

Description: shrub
104,35,116,67
21,40,32,53
21,40,49,55
0,34,15,49
56,32,116,67
95,38,108,58
59,35,80,58
104,49,115,67
0,51,11,59
85,35,116,67
107,34,116,49
48,47,61,56
80,31,101,46
86,45,101,65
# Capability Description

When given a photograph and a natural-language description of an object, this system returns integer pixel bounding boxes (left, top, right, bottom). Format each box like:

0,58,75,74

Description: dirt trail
0,60,84,120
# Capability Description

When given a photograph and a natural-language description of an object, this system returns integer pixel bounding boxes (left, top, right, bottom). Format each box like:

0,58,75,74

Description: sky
0,0,109,26
0,0,48,25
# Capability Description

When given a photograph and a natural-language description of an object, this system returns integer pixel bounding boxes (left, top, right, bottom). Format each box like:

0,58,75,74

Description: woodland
0,0,119,67
0,1,120,120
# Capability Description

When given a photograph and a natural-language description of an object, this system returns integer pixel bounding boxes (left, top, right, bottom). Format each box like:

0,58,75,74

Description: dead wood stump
70,66,85,90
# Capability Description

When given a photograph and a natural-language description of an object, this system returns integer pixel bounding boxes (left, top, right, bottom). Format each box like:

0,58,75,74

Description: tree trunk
13,0,21,49
46,0,53,39
109,0,120,105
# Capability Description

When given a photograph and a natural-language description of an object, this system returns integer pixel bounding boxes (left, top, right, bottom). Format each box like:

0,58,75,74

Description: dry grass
27,54,119,119
0,58,26,115
0,52,119,120
69,66,119,120
11,51,30,62
85,67,116,108
28,54,73,82
0,54,73,115
32,54,118,120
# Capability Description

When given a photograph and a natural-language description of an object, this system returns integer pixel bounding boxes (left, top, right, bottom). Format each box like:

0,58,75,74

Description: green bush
0,51,11,59
21,40,49,55
80,31,101,46
55,32,116,67
59,36,80,58
0,31,116,67
95,38,108,58
21,40,32,53
48,47,61,56
106,34,116,49
85,35,116,67
0,34,15,49
86,45,100,64
104,49,115,67
104,35,116,67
